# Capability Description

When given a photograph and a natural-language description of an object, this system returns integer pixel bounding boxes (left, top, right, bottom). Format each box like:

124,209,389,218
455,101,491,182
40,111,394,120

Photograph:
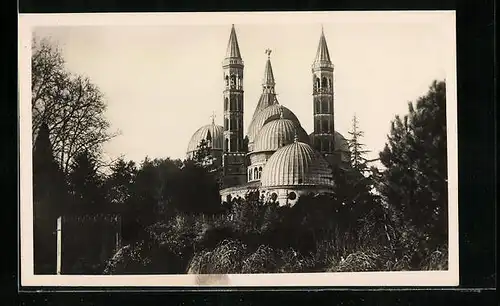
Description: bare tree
32,37,119,174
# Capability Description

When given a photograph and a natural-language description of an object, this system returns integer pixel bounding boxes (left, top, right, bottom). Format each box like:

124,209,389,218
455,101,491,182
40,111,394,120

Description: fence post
56,216,62,275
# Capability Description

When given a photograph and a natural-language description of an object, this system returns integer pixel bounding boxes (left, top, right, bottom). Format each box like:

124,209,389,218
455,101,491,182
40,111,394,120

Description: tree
193,139,213,168
379,80,448,248
68,150,106,214
347,114,371,174
104,158,137,209
31,37,119,174
32,122,68,274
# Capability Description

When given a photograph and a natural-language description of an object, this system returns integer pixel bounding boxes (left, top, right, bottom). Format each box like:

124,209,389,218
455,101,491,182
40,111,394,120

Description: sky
31,12,455,165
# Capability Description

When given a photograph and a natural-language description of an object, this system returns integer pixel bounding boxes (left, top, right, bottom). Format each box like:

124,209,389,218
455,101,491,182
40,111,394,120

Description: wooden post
56,216,62,275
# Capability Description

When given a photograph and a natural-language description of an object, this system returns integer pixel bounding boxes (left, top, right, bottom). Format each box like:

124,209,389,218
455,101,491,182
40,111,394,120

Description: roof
186,123,224,154
225,24,242,59
312,28,333,69
247,104,301,145
253,117,310,153
261,140,335,188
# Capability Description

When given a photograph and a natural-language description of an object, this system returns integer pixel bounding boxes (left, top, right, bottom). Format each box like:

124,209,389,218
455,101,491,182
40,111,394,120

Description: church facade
186,25,350,206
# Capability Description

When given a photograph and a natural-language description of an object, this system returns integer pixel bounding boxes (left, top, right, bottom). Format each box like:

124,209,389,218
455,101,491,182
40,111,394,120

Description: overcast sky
32,12,455,165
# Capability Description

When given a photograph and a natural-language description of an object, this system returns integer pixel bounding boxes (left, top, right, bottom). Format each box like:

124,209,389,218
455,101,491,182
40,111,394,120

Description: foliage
347,114,371,174
68,150,107,214
61,79,449,275
32,121,68,274
31,37,119,174
378,80,448,251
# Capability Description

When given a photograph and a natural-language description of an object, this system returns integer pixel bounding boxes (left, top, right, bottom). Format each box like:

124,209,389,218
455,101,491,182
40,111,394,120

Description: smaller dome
253,118,310,153
261,141,335,188
186,123,224,154
247,104,300,144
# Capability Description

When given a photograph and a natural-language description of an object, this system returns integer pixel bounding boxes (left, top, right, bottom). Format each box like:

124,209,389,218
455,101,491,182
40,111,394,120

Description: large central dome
247,104,300,146
261,140,335,188
253,118,310,153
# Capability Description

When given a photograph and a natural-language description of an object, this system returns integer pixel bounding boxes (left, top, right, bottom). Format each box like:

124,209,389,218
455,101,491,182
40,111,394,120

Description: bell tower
222,24,247,187
311,27,338,165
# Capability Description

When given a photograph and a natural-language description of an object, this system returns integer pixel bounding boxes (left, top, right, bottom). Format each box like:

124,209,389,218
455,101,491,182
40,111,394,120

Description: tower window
225,138,229,151
322,77,327,88
322,100,328,113
224,97,229,111
315,100,320,113
258,167,262,179
328,78,332,89
224,118,229,130
225,75,229,87
230,97,235,110
230,75,236,88
316,78,320,89
230,139,236,152
322,119,328,133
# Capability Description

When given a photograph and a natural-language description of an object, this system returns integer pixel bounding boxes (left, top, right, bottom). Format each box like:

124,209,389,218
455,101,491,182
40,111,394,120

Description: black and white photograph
19,11,458,287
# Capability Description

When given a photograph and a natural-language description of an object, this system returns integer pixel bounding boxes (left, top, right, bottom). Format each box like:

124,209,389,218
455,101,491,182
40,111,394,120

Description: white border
18,11,458,287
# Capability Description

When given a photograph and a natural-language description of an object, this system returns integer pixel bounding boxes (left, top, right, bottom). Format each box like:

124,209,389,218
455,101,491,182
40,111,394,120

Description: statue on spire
265,48,272,58
210,111,216,124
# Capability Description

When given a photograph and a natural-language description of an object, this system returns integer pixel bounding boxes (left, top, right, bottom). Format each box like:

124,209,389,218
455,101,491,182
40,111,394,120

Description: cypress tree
33,122,68,274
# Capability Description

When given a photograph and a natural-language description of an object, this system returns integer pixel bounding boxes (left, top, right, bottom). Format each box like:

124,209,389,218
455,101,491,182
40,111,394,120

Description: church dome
247,104,300,145
186,123,224,154
261,139,335,188
253,118,310,153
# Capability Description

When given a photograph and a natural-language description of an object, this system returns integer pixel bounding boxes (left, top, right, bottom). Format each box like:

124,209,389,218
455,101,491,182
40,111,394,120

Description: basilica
186,25,350,206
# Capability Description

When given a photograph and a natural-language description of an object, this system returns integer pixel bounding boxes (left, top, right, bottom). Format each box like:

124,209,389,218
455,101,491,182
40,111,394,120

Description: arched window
230,75,236,88
322,100,328,113
225,75,229,87
230,139,236,152
230,118,236,130
316,78,320,89
224,118,229,130
315,100,320,113
253,167,258,179
225,138,229,151
271,193,278,202
328,78,332,89
248,169,252,181
322,77,327,88
258,167,262,179
230,97,235,110
224,97,229,111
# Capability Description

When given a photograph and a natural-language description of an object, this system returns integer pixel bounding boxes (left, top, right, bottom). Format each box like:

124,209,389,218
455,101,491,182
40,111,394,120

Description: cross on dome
210,111,216,124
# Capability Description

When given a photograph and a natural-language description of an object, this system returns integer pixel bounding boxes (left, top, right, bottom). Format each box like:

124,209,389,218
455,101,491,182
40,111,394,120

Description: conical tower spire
262,49,275,91
225,24,242,59
313,27,332,69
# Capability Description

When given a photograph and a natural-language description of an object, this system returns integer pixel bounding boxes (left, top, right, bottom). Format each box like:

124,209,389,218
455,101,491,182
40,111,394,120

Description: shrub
187,239,248,274
242,245,277,273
